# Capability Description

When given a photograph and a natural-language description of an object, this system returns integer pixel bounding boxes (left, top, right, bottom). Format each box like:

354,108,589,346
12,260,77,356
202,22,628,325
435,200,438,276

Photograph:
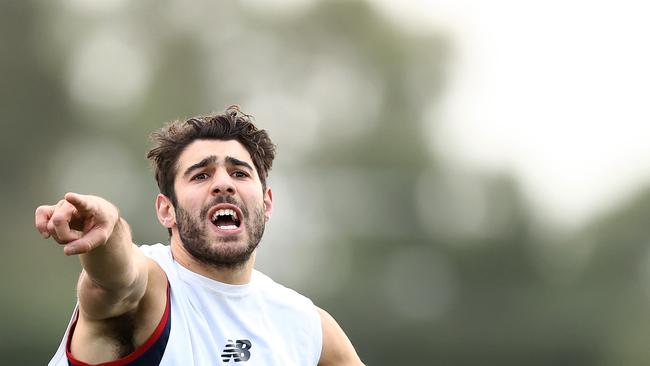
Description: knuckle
51,215,68,226
53,230,69,241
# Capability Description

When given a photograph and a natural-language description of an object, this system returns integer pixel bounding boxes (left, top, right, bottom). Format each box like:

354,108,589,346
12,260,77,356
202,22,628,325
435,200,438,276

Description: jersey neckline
172,260,257,296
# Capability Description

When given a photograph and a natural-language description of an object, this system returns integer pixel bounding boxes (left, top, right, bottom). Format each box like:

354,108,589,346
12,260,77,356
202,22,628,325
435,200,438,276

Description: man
37,106,364,365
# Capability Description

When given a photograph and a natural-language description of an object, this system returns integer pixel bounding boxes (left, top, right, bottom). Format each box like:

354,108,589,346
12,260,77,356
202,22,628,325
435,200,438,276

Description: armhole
66,283,171,366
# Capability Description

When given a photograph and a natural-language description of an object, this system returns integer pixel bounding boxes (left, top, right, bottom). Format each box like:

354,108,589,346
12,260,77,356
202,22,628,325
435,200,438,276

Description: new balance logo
221,339,252,362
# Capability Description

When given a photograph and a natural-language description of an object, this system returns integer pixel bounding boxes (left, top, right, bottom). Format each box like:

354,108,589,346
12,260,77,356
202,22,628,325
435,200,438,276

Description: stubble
175,196,265,269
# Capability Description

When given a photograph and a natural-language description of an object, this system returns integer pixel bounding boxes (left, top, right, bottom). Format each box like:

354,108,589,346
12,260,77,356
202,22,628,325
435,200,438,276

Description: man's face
170,139,272,268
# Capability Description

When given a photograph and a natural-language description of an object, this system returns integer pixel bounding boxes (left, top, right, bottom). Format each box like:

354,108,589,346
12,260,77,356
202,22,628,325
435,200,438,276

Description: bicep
317,307,365,366
71,257,168,363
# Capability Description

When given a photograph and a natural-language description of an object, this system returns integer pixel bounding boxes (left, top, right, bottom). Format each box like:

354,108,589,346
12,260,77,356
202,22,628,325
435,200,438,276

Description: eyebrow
183,155,217,178
182,155,254,178
226,156,253,171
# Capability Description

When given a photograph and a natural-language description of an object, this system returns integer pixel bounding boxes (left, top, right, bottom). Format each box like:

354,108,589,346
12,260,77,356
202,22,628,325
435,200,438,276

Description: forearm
77,218,148,319
79,218,137,288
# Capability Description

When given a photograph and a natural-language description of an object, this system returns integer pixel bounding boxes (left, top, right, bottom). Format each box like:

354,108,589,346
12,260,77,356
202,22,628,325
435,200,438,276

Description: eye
232,171,249,178
191,172,210,181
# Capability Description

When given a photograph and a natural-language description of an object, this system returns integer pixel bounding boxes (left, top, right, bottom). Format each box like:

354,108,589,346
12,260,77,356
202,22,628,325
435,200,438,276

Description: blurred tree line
2,1,650,365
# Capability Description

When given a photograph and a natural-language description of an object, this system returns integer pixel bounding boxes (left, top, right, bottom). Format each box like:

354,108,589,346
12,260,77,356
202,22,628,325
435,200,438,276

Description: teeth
217,225,238,230
211,208,239,222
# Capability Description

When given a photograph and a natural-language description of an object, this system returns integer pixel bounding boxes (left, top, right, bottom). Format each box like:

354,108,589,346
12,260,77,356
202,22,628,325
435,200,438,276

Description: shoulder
137,243,170,258
253,270,321,325
317,307,365,366
253,270,316,310
138,243,175,275
253,271,324,362
136,244,171,294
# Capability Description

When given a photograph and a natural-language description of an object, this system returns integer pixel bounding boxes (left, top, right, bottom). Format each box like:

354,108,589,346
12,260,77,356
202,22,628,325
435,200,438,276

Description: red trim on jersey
66,284,171,366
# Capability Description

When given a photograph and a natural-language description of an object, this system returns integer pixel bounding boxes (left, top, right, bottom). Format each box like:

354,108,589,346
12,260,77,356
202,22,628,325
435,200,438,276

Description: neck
170,237,256,285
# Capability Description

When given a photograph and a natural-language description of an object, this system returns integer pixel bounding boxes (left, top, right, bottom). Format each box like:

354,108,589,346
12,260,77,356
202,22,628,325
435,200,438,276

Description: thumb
64,227,109,255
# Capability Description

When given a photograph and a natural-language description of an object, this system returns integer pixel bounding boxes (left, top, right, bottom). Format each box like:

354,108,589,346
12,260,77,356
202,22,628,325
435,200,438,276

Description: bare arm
36,193,150,318
76,218,151,320
317,307,365,366
36,193,166,362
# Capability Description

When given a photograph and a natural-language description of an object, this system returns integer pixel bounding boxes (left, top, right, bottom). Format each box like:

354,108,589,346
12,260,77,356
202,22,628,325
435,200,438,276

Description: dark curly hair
147,105,276,205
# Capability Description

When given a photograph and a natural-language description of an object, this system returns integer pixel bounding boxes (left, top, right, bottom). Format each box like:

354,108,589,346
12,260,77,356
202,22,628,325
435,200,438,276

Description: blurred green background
3,0,650,365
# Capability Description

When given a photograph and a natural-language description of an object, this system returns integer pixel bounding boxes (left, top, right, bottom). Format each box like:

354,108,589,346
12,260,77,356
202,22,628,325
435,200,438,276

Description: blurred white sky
371,0,650,229
64,0,650,230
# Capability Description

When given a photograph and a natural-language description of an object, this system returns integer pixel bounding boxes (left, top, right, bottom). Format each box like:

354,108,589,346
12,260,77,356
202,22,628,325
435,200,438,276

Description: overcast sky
66,0,650,229
370,0,650,229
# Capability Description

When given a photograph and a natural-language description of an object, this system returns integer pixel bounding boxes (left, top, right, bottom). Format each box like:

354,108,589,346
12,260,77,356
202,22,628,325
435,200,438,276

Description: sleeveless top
48,244,323,365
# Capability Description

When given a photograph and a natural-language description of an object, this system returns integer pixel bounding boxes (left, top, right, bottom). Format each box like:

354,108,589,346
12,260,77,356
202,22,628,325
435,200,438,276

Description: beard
175,195,266,269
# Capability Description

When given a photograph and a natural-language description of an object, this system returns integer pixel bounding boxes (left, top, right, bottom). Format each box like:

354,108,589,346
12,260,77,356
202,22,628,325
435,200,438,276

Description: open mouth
210,207,242,231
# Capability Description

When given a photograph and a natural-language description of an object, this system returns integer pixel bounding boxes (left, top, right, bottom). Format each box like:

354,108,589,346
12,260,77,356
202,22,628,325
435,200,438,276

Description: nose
210,170,236,196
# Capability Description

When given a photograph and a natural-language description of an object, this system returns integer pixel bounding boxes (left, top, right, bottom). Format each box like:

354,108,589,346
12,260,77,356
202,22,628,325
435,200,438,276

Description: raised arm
317,307,365,366
36,193,166,363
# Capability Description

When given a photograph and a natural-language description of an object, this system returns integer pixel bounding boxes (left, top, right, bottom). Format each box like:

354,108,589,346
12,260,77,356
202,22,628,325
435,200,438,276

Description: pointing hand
35,193,119,255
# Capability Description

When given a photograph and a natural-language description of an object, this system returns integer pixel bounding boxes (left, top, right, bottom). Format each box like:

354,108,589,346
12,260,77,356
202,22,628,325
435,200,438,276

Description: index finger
64,193,93,215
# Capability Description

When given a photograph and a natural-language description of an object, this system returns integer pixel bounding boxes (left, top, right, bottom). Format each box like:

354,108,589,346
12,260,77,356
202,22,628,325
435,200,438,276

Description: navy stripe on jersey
66,284,171,366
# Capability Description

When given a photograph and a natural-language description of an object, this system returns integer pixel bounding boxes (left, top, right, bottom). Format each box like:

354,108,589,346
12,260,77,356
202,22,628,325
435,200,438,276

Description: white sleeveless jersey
49,244,323,365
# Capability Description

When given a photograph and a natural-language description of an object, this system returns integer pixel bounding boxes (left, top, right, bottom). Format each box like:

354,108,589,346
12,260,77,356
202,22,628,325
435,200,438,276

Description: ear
263,187,273,222
156,194,176,229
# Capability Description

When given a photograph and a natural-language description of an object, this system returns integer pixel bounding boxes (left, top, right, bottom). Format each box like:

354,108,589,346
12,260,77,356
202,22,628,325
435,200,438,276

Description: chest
160,284,317,365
